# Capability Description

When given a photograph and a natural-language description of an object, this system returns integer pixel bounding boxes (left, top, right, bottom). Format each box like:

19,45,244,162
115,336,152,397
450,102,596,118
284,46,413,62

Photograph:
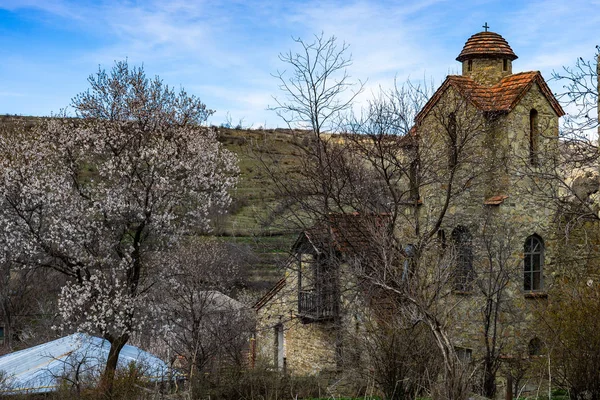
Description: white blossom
0,61,238,351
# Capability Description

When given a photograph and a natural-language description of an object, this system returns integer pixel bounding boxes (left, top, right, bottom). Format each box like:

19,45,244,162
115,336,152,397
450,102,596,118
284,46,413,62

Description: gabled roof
415,71,565,124
0,334,170,394
297,213,389,256
254,213,390,311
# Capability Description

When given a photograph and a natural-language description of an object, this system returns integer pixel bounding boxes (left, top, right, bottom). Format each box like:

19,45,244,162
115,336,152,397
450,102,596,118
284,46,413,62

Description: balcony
298,289,337,321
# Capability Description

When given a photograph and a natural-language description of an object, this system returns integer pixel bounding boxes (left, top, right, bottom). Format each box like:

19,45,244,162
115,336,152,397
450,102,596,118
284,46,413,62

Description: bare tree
0,61,238,394
150,238,254,398
508,48,600,400
536,276,600,400
267,33,364,216
270,32,364,137
475,214,523,398
552,47,599,138
343,80,495,399
352,292,441,400
0,257,63,352
529,49,600,232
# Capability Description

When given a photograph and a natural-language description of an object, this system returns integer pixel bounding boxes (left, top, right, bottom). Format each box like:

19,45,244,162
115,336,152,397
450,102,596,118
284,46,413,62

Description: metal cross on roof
483,22,490,32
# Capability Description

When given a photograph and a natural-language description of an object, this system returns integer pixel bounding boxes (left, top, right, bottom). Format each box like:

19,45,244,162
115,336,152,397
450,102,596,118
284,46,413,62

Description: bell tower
456,24,518,86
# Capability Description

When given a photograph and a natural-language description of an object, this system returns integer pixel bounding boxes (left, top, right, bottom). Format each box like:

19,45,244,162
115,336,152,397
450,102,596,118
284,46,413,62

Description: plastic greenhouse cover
0,333,172,394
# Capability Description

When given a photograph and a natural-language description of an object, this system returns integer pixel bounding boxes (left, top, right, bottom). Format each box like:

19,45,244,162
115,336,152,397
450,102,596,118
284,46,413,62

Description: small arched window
528,337,544,356
452,226,473,291
529,109,539,165
524,235,544,291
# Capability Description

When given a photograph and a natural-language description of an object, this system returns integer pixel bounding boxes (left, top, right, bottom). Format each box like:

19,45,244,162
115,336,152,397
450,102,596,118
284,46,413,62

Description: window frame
524,235,544,292
455,346,473,364
529,109,539,166
448,112,458,169
528,337,544,356
297,251,338,321
451,226,474,292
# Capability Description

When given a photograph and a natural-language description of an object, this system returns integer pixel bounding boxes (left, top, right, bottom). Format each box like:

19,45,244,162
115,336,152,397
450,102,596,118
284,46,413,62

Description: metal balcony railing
298,289,337,320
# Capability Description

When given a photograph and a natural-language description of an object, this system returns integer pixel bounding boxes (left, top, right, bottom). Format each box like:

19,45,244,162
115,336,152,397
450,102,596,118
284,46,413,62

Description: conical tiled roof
456,31,518,62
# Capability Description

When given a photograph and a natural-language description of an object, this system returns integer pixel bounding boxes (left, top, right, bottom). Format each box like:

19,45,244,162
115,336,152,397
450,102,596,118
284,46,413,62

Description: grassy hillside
215,127,306,236
215,127,310,291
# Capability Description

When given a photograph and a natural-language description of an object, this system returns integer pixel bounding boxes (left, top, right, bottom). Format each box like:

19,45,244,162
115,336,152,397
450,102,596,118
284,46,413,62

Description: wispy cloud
0,91,26,97
0,0,598,126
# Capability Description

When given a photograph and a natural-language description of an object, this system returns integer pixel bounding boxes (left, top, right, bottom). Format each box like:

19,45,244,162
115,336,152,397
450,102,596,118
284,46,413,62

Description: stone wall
462,58,513,85
255,255,340,376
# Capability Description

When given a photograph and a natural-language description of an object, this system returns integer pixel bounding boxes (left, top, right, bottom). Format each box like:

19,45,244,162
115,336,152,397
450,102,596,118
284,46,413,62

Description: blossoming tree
0,61,238,392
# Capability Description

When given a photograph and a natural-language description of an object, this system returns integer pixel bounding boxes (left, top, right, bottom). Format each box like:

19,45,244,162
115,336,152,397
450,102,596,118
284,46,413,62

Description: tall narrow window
451,226,473,291
402,244,415,281
409,157,419,200
438,229,447,250
503,59,508,71
448,113,458,169
524,235,544,291
529,109,539,165
298,253,316,292
467,60,473,72
274,324,284,370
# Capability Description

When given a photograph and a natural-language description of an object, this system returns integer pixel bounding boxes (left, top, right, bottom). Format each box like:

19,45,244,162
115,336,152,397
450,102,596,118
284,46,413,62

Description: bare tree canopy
552,47,599,138
270,32,364,135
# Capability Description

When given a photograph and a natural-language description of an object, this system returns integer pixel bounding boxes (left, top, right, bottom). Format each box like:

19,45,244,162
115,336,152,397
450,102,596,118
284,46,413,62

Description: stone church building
253,29,582,397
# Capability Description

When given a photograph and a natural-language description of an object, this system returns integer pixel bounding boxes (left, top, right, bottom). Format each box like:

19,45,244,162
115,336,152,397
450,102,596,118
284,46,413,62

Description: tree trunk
99,333,129,398
483,365,496,398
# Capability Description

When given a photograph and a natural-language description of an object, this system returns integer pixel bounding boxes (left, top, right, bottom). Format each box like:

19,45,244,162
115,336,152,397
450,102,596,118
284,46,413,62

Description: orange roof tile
415,71,565,124
484,195,509,205
300,213,390,256
457,31,517,62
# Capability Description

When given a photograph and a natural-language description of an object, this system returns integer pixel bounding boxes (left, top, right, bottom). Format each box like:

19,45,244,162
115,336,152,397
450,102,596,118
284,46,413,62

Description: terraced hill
214,127,309,291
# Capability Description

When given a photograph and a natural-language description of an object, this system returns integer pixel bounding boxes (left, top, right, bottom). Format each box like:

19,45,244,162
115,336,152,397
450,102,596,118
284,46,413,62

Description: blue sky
0,0,598,128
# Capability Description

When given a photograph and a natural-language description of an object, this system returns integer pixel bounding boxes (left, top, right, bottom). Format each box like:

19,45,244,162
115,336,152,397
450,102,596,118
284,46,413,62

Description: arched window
524,235,544,291
438,229,447,250
402,244,415,281
451,226,473,291
448,113,458,168
409,157,419,200
529,109,539,165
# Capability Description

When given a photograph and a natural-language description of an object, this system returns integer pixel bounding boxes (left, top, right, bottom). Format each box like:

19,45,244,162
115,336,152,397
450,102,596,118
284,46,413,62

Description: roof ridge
253,277,286,311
